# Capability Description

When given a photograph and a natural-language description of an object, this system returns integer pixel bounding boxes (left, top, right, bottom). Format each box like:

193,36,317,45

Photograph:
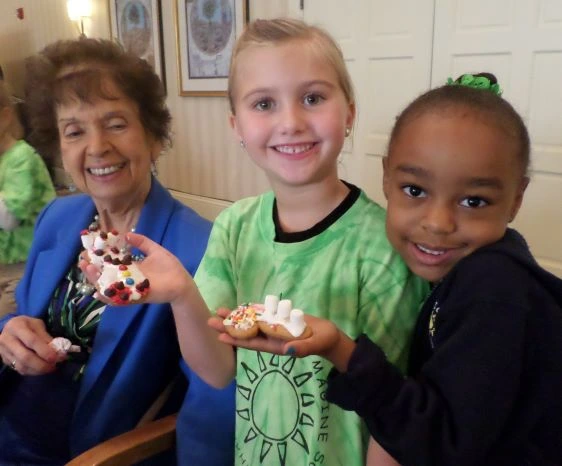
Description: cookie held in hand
80,224,150,304
257,295,312,341
223,303,263,339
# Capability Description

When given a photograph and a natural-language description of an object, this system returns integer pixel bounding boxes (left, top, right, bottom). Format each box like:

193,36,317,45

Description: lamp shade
67,0,92,20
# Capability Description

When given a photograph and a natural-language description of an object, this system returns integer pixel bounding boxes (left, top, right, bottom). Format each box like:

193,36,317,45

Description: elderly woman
0,38,234,465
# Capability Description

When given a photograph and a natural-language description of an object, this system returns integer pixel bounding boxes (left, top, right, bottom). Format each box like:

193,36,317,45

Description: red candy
102,282,133,305
135,279,150,297
82,223,149,305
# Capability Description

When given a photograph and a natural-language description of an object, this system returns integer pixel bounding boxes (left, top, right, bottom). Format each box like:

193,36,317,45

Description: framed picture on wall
175,0,248,96
109,0,166,86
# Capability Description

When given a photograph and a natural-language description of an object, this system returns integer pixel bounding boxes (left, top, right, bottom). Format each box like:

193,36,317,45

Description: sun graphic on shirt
236,351,319,464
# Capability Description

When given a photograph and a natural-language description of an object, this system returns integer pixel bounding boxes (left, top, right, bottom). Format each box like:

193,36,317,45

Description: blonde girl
94,18,428,466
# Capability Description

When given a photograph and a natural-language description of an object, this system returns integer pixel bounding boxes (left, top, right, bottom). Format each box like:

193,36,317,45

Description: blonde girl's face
383,111,528,283
229,40,355,191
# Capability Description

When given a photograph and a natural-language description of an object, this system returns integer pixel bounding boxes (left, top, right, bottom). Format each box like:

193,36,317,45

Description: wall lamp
67,0,92,37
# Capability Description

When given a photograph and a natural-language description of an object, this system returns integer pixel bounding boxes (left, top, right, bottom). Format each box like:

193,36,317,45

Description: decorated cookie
224,295,312,341
223,303,264,339
80,219,150,304
257,295,312,341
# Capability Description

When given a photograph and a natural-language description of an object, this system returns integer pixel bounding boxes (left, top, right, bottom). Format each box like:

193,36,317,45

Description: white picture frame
109,0,165,86
175,0,248,96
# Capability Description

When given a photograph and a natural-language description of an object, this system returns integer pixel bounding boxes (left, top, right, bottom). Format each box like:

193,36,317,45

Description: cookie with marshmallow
80,227,150,304
257,295,312,341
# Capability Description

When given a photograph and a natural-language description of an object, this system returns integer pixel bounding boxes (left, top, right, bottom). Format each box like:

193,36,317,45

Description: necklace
76,214,140,296
76,277,97,297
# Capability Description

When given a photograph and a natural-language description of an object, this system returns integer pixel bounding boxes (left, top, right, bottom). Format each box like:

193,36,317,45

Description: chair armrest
66,414,177,466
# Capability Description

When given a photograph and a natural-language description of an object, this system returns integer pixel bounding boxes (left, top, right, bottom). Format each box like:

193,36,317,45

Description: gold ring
10,360,16,370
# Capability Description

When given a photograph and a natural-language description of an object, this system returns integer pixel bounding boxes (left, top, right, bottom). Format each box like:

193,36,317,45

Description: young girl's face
383,110,528,282
229,40,354,190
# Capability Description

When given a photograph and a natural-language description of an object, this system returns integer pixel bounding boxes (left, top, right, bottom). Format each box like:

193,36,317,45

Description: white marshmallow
81,234,95,250
285,309,306,337
277,299,292,319
264,295,279,317
93,236,107,250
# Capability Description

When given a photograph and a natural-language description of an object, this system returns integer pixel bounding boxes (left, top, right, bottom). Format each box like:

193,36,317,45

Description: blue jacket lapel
28,223,86,316
17,196,95,320
75,179,176,406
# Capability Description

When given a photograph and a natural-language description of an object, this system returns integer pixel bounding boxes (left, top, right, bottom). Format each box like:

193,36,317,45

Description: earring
64,171,77,192
345,127,351,137
151,161,158,177
239,140,246,148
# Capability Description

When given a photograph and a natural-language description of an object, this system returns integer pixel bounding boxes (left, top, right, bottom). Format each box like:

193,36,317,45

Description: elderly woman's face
56,79,160,204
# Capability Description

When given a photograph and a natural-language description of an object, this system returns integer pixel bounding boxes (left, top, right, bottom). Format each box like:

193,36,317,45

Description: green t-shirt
0,140,56,263
195,190,428,466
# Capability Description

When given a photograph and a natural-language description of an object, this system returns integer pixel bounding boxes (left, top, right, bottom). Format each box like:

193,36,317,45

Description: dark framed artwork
109,0,166,86
175,0,248,96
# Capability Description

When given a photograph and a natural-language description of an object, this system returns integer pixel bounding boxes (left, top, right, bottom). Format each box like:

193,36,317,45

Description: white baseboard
169,189,231,221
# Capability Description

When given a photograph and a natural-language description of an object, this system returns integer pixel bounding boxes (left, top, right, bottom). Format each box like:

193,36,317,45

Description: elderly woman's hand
0,316,63,375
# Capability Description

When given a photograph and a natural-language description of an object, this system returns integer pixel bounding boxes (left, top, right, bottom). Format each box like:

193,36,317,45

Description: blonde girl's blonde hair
228,18,355,114
0,81,23,140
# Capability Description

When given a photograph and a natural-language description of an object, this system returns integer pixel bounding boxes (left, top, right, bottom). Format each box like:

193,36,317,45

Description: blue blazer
0,179,234,463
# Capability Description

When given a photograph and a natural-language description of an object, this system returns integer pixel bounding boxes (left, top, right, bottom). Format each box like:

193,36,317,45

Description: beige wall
0,0,109,96
0,0,284,202
1,1,560,276
158,0,287,203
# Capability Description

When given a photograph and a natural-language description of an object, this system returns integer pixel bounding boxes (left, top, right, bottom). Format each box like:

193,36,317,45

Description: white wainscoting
169,190,231,222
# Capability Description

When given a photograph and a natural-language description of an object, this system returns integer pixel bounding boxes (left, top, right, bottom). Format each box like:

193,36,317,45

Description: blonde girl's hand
208,310,344,360
82,234,235,388
0,316,63,375
79,232,195,306
208,307,288,355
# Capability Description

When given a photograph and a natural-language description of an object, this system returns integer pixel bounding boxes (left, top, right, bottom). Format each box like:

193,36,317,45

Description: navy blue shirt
327,229,562,466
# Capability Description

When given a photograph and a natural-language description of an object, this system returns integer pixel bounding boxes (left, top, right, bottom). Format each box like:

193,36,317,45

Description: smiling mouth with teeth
88,163,125,176
274,143,315,154
416,244,447,256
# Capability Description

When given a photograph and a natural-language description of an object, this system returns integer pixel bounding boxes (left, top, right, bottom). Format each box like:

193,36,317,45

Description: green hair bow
446,74,502,96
